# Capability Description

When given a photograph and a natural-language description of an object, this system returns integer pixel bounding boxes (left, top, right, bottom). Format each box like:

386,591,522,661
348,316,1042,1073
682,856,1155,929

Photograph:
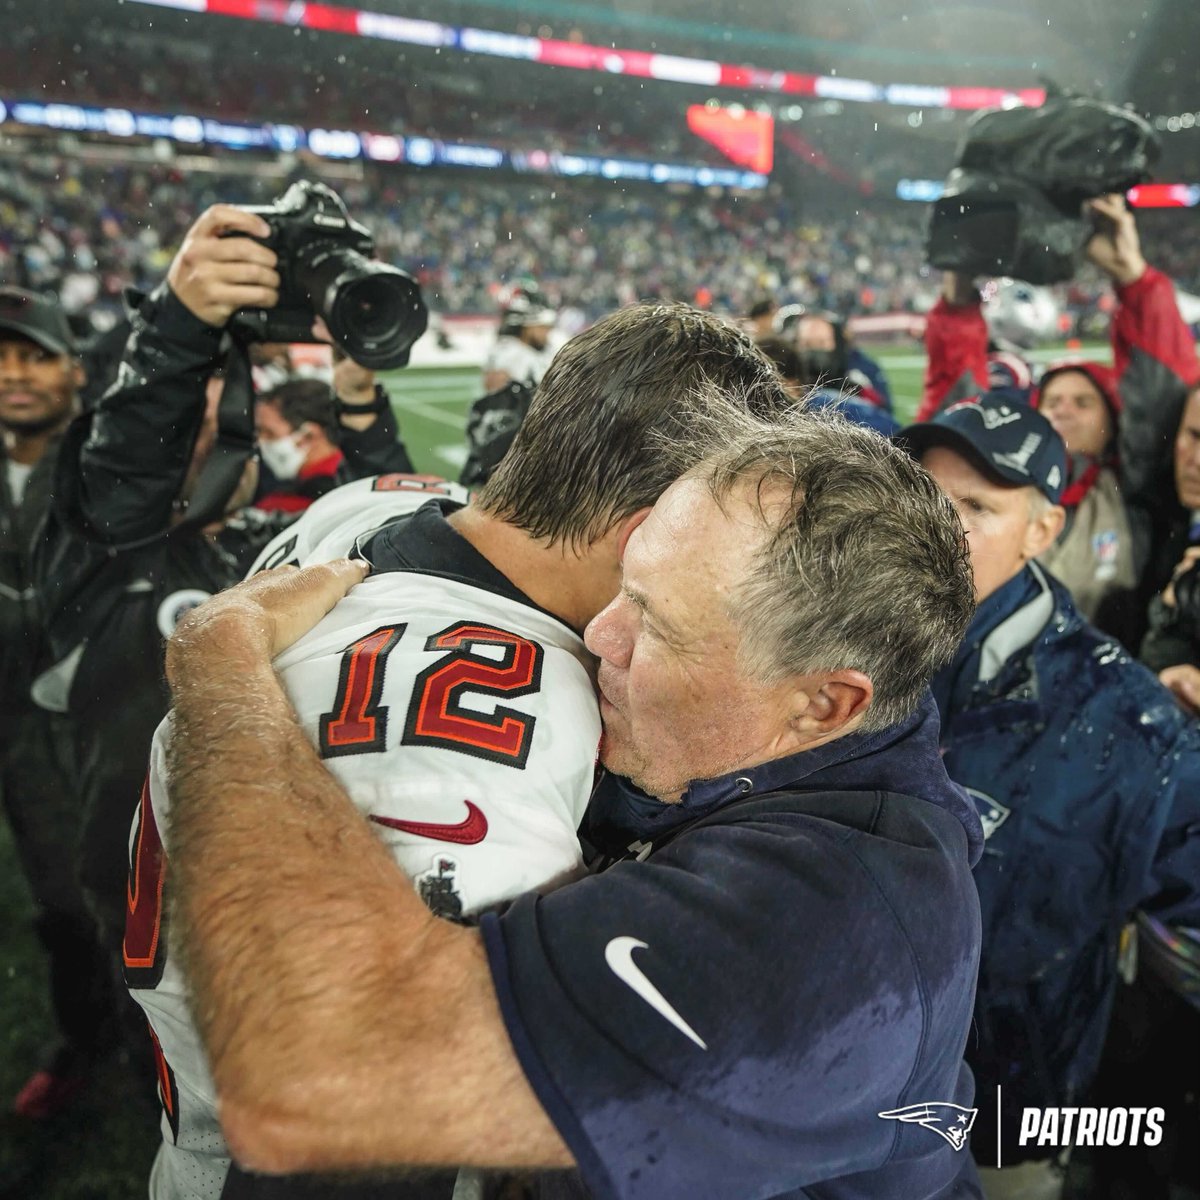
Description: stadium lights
0,96,769,190
896,179,1200,208
125,0,1045,113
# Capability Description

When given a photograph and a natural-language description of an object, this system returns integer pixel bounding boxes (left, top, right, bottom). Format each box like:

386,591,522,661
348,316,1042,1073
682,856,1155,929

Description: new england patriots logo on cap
878,1102,978,1151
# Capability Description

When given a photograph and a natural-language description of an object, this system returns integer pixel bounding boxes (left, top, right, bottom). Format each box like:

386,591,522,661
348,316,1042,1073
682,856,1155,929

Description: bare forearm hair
165,639,572,1175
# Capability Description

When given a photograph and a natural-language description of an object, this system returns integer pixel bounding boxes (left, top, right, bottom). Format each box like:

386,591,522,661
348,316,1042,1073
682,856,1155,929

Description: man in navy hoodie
156,409,985,1200
902,395,1200,1200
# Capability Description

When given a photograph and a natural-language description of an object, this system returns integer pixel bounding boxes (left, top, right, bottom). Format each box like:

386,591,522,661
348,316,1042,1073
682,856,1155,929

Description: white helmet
983,278,1062,350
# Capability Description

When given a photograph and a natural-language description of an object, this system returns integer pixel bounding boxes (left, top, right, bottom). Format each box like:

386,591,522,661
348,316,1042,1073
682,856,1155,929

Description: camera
229,181,427,370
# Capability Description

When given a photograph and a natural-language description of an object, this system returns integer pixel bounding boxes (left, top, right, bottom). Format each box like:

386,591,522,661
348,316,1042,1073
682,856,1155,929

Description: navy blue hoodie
482,696,984,1199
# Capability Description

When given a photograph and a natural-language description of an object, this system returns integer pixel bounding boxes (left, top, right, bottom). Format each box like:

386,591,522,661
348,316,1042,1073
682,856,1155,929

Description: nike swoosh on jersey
604,935,707,1050
369,800,488,845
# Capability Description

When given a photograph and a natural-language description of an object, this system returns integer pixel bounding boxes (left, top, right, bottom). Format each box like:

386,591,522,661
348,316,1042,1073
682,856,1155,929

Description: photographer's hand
1084,194,1147,288
168,205,281,328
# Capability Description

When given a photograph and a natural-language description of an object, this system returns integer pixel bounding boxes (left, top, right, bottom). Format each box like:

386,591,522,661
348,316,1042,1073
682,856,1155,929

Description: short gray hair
696,409,975,732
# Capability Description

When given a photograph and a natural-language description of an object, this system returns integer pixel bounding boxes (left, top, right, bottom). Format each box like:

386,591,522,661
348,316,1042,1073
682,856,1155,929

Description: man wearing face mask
776,306,893,413
254,380,344,513
900,394,1200,1199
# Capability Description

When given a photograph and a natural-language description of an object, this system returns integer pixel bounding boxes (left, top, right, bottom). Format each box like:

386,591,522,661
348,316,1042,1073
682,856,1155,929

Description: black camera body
230,181,427,370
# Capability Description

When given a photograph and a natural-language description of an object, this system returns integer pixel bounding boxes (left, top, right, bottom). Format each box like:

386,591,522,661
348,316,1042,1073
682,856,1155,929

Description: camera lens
301,248,428,370
343,275,401,342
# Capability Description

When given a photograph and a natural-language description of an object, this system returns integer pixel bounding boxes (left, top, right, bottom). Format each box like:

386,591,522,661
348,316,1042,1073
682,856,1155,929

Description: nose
584,594,634,669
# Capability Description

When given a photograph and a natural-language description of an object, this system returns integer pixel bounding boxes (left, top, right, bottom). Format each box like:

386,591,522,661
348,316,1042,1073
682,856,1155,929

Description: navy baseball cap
900,393,1067,504
0,287,75,356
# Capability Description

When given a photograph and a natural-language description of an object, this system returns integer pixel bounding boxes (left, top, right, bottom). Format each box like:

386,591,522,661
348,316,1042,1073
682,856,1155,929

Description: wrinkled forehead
631,475,772,593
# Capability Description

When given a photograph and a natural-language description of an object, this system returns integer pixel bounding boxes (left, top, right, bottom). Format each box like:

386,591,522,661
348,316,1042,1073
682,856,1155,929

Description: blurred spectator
901,394,1200,1200
1140,382,1200,711
745,294,777,339
254,379,344,514
0,287,115,1118
482,284,558,393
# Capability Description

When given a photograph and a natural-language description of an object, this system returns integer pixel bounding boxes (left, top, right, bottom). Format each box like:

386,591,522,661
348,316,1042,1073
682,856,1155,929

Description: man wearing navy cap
901,396,1200,1200
0,287,116,1118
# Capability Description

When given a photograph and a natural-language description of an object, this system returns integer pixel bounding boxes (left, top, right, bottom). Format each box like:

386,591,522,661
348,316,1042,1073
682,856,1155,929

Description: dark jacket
930,563,1200,1165
484,698,985,1199
32,284,415,938
0,432,63,708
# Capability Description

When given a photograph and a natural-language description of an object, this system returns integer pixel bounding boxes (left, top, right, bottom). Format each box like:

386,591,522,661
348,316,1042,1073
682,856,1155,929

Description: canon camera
230,180,427,370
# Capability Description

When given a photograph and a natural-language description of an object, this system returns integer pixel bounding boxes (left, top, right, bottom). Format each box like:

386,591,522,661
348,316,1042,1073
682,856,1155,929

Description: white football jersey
483,335,554,388
127,475,601,1199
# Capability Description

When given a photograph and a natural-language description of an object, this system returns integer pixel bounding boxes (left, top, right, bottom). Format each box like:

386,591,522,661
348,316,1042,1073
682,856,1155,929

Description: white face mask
258,431,307,481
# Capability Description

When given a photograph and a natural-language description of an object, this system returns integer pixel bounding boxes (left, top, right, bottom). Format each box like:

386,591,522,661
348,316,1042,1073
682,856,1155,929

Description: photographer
918,196,1200,641
35,202,417,958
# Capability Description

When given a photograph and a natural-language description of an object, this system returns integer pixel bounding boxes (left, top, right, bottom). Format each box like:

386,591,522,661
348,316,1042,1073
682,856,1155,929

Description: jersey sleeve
481,815,975,1200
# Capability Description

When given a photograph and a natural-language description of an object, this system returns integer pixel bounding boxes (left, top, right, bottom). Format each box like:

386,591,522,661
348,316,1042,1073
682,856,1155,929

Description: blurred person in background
901,394,1200,1200
253,380,344,513
1136,383,1200,701
0,286,116,1118
745,293,777,339
481,283,557,393
756,333,898,437
775,304,893,413
919,196,1200,644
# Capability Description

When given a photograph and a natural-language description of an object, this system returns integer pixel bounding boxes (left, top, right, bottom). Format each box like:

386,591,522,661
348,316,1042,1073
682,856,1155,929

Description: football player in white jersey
480,285,558,393
125,303,793,1199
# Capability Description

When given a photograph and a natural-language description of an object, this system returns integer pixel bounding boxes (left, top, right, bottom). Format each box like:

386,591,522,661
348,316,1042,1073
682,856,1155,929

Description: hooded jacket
483,697,985,1199
930,562,1200,1165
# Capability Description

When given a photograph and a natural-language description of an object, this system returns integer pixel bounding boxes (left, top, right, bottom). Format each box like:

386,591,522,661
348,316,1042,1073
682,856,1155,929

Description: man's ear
774,670,874,754
615,507,652,564
1022,502,1066,561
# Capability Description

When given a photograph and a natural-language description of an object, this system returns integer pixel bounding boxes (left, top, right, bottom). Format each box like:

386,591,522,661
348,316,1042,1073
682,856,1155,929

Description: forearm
917,293,988,422
165,613,569,1173
337,389,416,478
78,285,223,540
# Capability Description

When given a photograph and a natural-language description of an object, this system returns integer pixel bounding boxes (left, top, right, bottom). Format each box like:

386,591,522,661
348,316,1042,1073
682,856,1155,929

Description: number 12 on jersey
319,621,544,768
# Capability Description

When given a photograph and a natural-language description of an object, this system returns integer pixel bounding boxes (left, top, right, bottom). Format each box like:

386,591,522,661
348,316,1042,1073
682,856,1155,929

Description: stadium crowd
1,145,1198,1200
5,152,1198,346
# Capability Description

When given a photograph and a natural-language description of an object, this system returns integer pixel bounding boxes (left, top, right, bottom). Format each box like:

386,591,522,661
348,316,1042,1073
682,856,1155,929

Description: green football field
0,340,1106,1197
380,342,1106,477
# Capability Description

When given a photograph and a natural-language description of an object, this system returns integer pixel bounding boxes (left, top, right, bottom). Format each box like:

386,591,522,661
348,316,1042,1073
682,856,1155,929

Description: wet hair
475,303,795,548
696,407,975,732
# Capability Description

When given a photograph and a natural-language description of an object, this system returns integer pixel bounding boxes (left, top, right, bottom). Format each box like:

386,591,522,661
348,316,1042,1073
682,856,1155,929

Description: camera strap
167,334,257,539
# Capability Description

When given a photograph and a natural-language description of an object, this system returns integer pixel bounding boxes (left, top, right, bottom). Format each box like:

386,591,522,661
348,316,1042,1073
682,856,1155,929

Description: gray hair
695,408,975,732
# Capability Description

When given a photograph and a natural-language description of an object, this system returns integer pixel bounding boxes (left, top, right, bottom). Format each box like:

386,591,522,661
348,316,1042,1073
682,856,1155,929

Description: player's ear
615,508,652,564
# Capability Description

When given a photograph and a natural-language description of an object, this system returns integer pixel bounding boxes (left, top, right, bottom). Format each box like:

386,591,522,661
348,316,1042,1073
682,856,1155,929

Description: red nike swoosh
369,801,488,845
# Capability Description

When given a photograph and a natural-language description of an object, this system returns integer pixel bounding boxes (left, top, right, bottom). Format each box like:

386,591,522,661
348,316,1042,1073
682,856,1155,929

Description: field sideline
383,341,1108,478
0,339,1107,1197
